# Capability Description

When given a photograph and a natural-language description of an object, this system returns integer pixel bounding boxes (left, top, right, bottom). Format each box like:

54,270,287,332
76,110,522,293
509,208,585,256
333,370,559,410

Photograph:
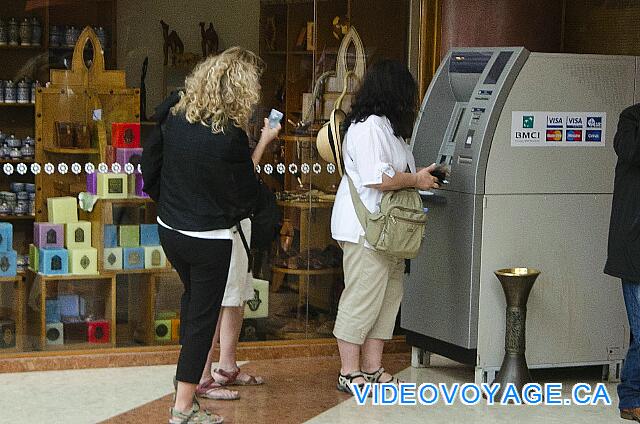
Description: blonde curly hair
172,47,265,133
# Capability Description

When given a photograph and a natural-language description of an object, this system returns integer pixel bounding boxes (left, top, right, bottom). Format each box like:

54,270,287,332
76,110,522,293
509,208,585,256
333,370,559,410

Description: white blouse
331,115,417,246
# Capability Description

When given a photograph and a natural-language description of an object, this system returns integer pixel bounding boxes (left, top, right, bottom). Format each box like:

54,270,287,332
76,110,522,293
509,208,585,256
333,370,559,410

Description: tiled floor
0,353,625,424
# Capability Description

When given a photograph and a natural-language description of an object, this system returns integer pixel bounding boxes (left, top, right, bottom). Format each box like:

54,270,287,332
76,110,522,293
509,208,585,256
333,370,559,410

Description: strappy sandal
337,371,367,395
196,378,240,400
361,367,402,384
169,404,224,424
213,367,264,386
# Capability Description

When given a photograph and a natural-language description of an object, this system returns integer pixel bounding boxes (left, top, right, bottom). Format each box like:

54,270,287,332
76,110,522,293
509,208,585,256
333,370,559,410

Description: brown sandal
196,378,240,400
213,368,264,386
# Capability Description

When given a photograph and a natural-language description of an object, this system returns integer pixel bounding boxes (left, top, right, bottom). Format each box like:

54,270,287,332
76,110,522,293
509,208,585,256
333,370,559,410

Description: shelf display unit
0,275,26,353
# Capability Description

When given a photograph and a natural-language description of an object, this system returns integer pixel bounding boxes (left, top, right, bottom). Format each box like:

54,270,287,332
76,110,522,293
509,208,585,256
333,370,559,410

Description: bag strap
346,174,372,231
236,222,253,273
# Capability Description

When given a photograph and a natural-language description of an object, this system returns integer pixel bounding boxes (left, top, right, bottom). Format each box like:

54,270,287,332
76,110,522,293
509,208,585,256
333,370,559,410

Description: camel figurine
199,22,219,57
160,20,184,66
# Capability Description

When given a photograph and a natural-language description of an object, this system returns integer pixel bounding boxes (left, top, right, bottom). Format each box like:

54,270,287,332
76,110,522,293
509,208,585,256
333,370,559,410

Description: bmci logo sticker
587,117,603,128
522,116,534,129
586,130,602,142
566,130,583,142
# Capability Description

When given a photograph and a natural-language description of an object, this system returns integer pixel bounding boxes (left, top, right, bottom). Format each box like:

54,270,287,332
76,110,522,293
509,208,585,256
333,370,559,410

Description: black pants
159,226,232,384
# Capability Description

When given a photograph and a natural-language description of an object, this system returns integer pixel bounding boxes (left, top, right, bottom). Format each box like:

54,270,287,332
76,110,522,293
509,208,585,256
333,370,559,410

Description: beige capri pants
333,238,405,345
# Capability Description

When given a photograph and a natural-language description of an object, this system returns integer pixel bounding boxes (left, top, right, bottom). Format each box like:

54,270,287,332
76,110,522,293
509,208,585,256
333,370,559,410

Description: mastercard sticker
546,130,563,142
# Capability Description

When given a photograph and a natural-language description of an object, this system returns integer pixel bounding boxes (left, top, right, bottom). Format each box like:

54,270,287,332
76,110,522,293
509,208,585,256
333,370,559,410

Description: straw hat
316,71,355,177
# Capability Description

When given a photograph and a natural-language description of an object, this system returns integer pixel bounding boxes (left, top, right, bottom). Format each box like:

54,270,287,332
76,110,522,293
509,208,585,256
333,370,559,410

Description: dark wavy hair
344,59,418,139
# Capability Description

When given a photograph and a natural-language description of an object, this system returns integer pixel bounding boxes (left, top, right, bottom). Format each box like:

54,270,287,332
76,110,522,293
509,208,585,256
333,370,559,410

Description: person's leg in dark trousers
619,280,640,417
159,226,232,413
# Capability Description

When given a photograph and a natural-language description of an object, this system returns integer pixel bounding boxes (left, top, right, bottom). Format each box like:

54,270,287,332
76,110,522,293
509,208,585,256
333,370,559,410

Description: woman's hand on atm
414,164,441,190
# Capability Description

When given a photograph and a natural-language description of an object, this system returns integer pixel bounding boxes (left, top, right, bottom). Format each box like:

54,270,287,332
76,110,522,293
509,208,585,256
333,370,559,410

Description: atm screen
483,52,513,84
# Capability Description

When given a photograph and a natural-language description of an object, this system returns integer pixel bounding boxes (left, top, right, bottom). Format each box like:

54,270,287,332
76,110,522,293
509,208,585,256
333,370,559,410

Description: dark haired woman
330,59,440,393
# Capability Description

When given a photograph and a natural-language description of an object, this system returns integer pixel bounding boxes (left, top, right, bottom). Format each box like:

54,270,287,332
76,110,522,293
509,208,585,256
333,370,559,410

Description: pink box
116,148,143,171
34,223,64,248
86,173,97,195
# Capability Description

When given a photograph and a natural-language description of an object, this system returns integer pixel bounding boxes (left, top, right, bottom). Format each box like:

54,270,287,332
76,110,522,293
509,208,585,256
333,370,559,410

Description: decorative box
104,224,118,248
34,223,64,248
244,278,269,319
116,148,143,169
45,322,64,345
0,320,16,349
171,318,180,341
29,244,39,272
154,319,172,341
0,250,17,277
119,225,139,247
123,247,144,270
128,173,147,197
112,122,141,148
97,173,128,199
47,197,78,224
45,299,61,323
87,320,110,344
58,294,86,319
55,121,74,148
39,248,69,275
140,224,160,246
68,247,98,275
144,246,166,269
63,320,87,344
74,123,91,148
86,173,97,195
65,221,92,249
103,247,123,271
0,222,13,251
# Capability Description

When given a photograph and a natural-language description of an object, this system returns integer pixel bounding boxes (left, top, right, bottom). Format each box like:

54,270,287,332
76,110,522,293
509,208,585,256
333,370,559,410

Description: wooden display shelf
108,268,174,276
0,159,35,164
94,197,153,206
0,103,34,108
30,271,117,351
272,266,341,276
0,275,26,353
35,273,109,281
277,200,335,209
43,342,113,352
0,44,43,50
281,135,316,142
43,147,100,155
0,215,35,221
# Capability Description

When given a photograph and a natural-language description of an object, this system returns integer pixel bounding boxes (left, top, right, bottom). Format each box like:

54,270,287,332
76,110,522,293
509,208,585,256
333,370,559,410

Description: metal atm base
407,331,623,385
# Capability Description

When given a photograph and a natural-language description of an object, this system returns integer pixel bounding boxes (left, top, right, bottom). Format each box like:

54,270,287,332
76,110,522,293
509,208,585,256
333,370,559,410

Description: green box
29,243,39,272
119,225,139,247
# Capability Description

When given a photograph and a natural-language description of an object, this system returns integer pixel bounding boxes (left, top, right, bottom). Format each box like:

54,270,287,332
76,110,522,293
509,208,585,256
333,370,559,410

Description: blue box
123,247,145,270
0,223,13,252
104,225,118,248
0,250,17,277
58,294,86,319
140,224,160,246
45,299,61,323
39,248,69,275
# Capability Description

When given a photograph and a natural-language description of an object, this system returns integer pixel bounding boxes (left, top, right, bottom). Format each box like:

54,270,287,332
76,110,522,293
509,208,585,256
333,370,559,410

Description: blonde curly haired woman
142,47,280,424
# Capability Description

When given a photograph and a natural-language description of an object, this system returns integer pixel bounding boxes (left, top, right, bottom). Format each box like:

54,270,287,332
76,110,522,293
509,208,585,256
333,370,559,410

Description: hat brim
316,109,346,177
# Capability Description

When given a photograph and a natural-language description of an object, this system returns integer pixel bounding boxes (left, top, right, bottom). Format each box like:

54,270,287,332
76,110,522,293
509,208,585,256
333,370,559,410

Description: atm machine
402,47,635,383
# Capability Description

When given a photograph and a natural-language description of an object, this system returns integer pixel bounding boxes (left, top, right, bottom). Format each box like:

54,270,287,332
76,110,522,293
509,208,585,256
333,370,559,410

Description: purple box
86,173,97,195
116,148,143,172
130,173,148,198
34,223,64,248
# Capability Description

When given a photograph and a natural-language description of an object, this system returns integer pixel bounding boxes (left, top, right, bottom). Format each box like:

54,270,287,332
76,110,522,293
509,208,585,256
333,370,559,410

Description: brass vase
493,267,540,397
